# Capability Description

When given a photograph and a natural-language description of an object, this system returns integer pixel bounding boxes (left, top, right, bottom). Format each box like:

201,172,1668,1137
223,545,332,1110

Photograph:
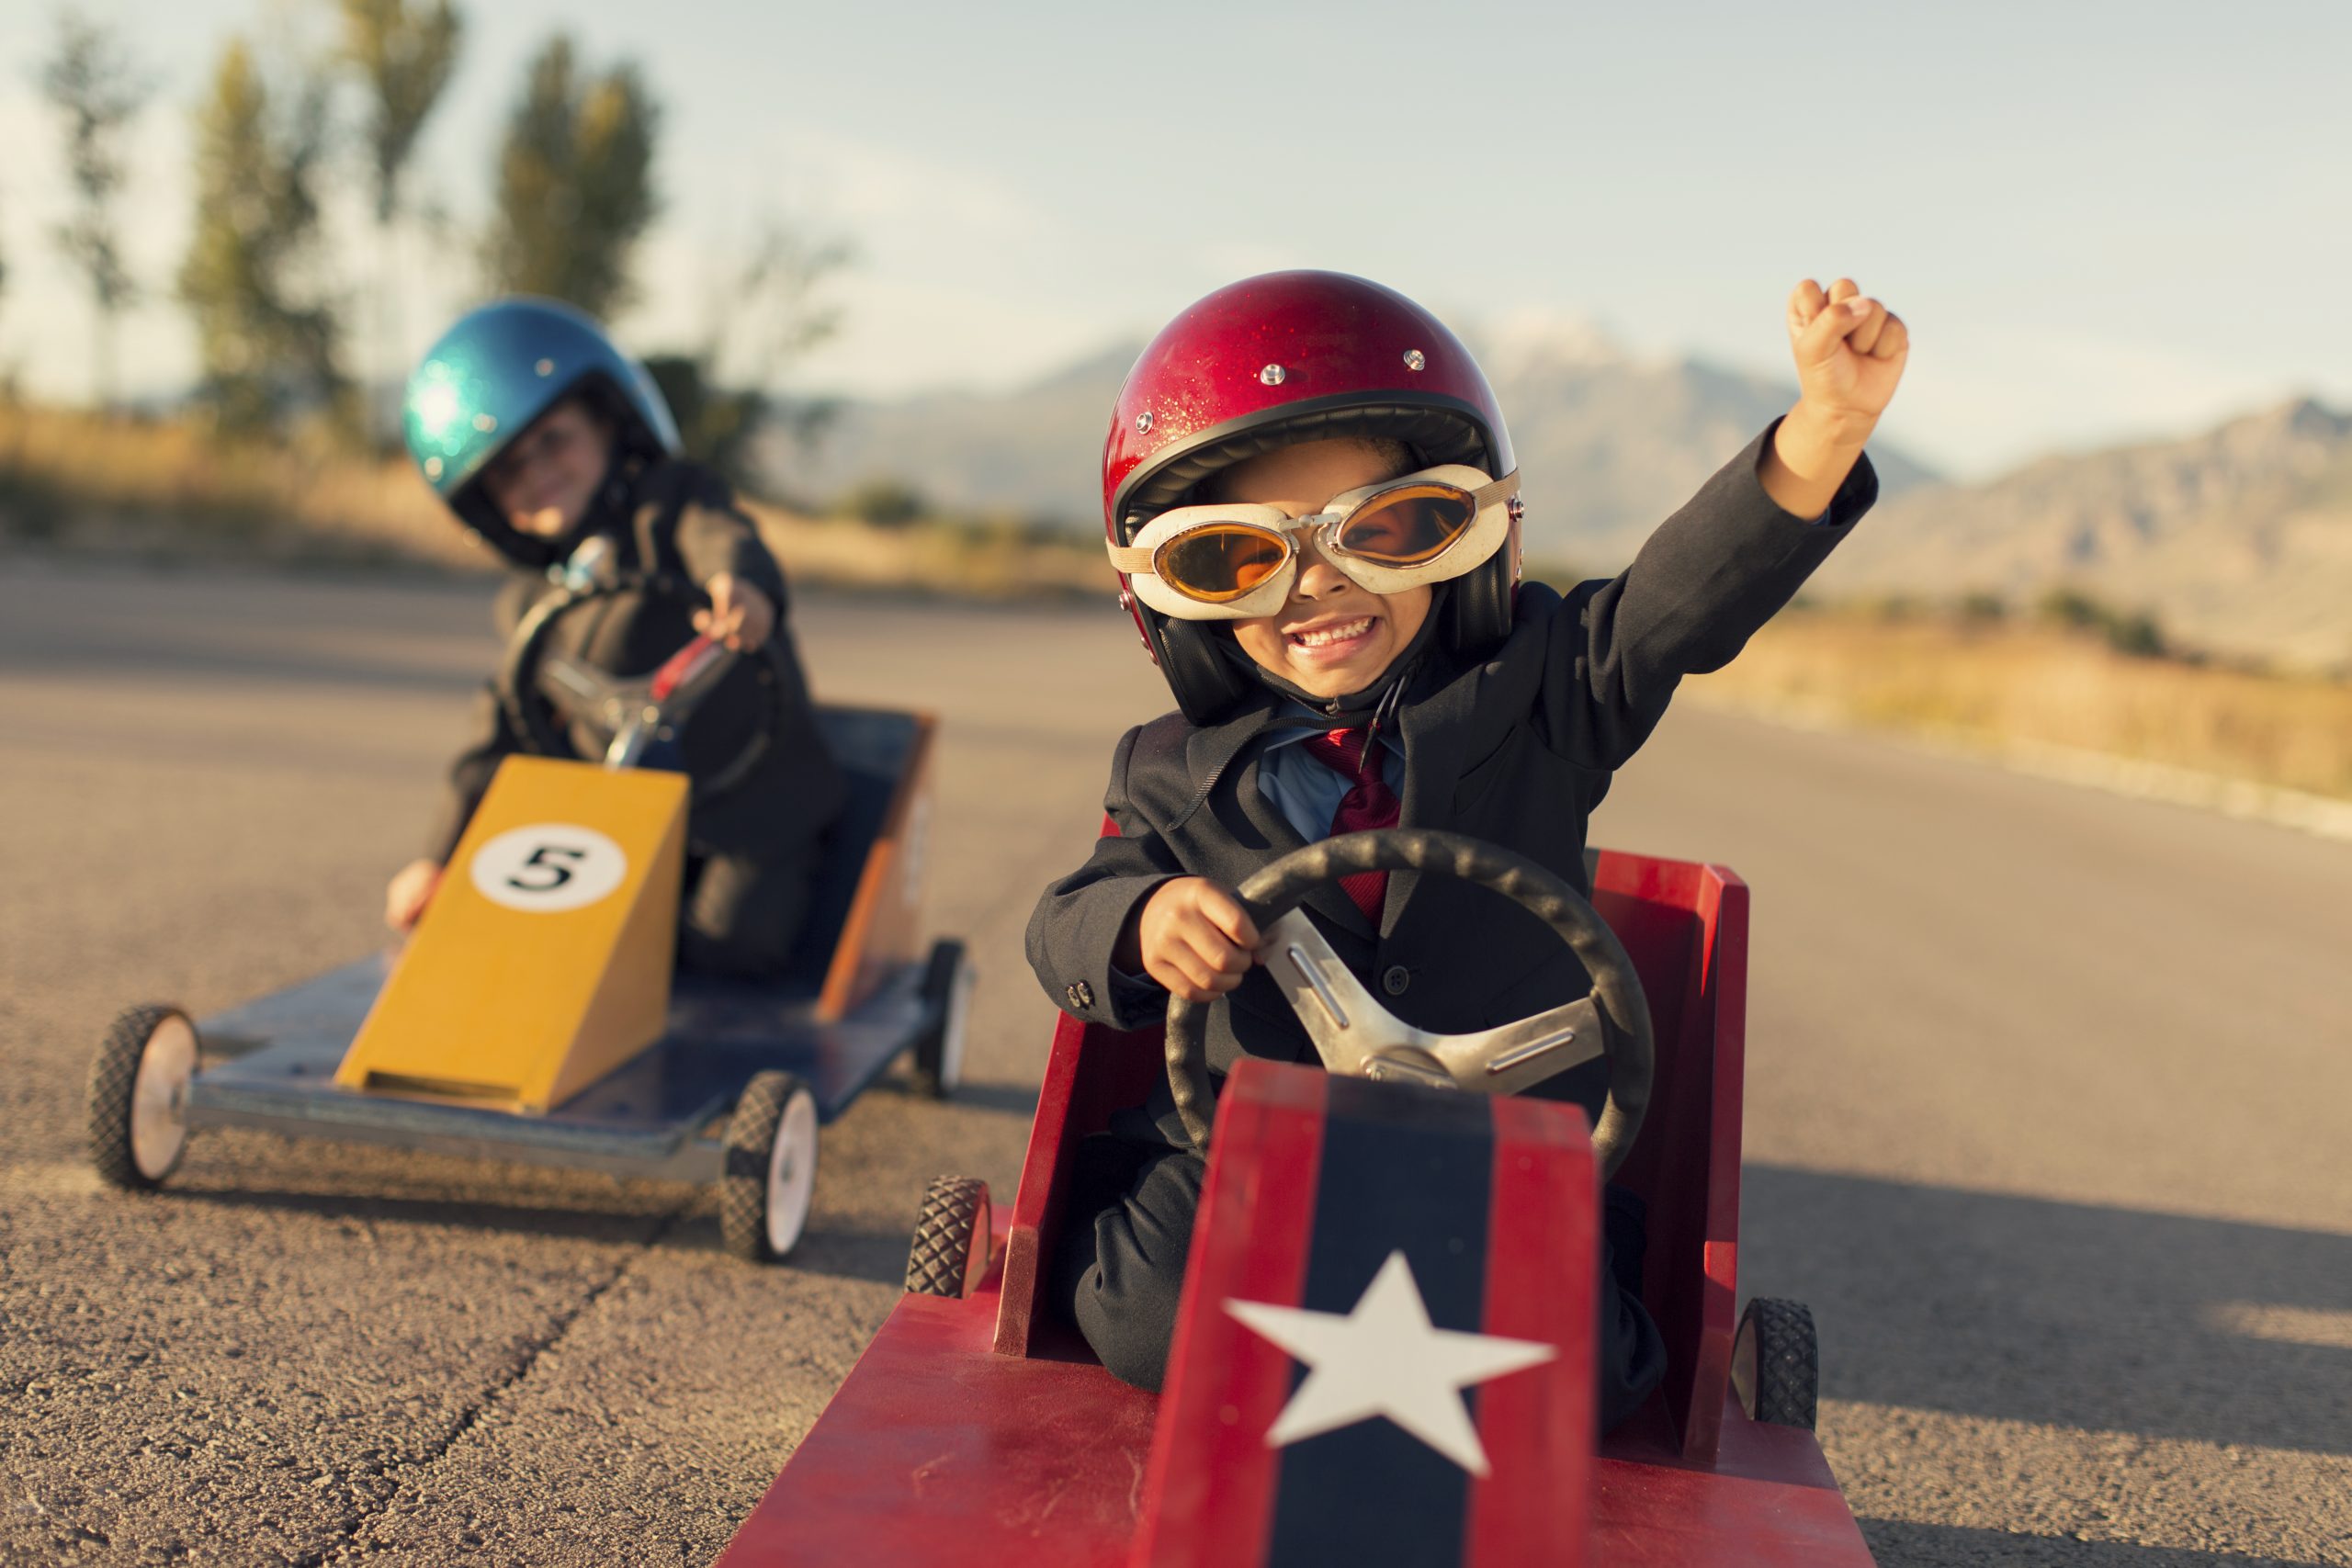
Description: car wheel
719,1070,818,1263
88,1005,198,1191
1733,1296,1819,1430
904,1176,991,1298
910,939,973,1100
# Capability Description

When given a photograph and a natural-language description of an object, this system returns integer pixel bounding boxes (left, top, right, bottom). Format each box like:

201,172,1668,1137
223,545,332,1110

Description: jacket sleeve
1535,419,1876,770
423,683,521,862
423,575,545,862
669,470,790,608
1025,727,1187,1031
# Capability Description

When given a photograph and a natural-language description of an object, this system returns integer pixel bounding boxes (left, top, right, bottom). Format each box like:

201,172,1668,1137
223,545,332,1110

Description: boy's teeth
1295,617,1374,648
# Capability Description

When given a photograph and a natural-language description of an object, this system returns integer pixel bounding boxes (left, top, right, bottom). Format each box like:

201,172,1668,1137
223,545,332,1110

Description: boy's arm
1535,419,1875,770
1025,729,1186,1031
669,470,790,607
1536,278,1904,770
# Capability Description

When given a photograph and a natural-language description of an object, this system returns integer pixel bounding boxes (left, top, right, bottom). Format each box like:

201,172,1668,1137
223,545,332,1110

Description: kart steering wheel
497,570,792,805
1165,829,1656,1178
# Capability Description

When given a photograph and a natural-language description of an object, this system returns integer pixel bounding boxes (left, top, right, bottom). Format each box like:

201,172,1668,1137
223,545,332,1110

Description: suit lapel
1231,750,1377,941
1382,660,1480,937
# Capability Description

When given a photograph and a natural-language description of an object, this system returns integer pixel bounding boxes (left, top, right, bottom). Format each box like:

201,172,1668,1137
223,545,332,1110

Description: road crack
296,1202,693,1567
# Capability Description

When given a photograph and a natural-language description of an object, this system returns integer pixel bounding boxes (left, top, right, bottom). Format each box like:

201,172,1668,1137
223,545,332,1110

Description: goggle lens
1333,483,1477,566
1156,525,1292,602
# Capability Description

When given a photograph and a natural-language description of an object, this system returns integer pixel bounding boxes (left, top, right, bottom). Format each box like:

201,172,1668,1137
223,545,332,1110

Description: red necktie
1299,727,1401,924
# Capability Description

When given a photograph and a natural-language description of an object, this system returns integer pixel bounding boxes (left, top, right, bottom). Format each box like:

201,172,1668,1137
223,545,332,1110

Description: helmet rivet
472,412,498,433
424,457,443,479
1259,363,1286,386
535,358,556,377
1402,349,1427,371
1135,411,1153,434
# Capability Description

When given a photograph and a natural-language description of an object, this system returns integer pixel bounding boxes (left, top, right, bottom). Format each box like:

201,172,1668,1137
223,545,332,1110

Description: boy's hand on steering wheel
695,574,775,651
1126,876,1261,1002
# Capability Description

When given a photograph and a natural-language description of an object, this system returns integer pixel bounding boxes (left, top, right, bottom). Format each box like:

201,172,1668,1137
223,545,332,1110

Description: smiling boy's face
480,396,615,537
1211,438,1432,699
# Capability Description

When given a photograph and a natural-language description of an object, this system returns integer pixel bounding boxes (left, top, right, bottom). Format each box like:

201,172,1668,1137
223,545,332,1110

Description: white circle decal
469,824,630,913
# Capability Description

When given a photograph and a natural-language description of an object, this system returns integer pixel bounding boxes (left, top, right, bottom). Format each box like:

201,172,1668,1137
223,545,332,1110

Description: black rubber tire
718,1070,816,1263
1735,1297,1820,1430
910,940,970,1100
904,1176,990,1297
87,1005,192,1192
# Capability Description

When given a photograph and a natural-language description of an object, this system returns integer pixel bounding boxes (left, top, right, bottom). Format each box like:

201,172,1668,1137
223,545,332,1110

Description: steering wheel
497,570,792,805
1165,829,1655,1178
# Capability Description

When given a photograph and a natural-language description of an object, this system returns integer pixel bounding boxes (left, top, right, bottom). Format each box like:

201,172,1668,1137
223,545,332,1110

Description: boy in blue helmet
387,297,844,977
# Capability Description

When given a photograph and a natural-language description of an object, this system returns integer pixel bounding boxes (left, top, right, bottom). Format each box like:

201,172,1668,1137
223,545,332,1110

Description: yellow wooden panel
337,756,688,1113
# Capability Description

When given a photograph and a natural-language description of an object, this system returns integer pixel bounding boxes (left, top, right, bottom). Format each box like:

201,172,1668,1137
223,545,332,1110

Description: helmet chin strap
1215,581,1453,724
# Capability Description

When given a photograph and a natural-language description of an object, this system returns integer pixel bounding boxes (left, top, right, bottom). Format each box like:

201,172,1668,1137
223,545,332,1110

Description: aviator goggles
1108,465,1521,621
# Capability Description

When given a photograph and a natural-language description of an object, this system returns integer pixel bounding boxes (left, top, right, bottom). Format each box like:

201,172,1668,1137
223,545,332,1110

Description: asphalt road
2,558,2346,1568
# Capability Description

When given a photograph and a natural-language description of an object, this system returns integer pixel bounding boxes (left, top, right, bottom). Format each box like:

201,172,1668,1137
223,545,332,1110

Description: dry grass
0,400,1106,598
1693,613,2352,802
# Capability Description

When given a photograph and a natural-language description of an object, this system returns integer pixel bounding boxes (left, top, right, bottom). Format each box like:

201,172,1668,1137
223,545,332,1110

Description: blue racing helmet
404,297,682,565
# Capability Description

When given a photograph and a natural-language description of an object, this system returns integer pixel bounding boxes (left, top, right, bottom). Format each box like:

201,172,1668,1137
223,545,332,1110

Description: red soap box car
715,829,1876,1568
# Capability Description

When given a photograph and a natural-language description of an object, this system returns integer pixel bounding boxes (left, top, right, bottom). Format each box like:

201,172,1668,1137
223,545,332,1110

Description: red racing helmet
1102,271,1521,720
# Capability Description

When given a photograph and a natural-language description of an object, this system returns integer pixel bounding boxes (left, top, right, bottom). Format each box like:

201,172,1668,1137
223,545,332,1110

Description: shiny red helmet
1101,271,1522,720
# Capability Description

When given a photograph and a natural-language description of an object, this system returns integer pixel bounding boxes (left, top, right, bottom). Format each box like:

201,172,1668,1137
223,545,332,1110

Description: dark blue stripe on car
1263,1077,1494,1568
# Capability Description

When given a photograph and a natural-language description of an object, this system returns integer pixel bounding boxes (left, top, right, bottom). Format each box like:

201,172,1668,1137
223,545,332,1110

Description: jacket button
1066,981,1094,1010
1381,965,1410,997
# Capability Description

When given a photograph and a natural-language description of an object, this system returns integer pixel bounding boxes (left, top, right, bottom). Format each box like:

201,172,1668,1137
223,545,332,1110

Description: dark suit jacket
425,459,845,863
1026,424,1876,1144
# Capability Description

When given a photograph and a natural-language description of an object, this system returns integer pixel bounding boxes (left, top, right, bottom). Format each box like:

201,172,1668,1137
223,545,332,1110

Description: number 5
507,843,585,892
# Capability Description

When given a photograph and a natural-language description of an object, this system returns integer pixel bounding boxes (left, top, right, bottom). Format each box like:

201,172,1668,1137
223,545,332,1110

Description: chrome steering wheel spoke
1261,911,1404,1077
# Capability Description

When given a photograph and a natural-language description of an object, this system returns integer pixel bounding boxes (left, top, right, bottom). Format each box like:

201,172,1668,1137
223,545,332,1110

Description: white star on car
1224,1249,1557,1475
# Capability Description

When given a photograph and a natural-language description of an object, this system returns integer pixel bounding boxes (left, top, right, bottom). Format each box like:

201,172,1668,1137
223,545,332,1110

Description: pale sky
1,0,2346,478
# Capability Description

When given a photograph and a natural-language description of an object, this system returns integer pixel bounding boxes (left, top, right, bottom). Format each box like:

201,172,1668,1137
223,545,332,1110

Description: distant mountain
765,321,1941,568
1818,398,2352,671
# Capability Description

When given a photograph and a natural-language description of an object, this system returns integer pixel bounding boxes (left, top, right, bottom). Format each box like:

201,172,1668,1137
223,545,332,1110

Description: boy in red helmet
1028,272,1908,1427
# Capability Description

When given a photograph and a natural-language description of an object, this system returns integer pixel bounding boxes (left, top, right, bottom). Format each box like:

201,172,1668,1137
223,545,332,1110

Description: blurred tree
645,217,853,493
179,39,348,436
338,0,463,433
838,478,927,529
39,14,153,412
481,35,659,319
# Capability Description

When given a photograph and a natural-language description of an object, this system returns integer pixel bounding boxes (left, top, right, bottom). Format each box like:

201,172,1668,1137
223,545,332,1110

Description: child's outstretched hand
1120,876,1261,1003
1760,276,1909,517
695,574,775,650
1787,277,1909,436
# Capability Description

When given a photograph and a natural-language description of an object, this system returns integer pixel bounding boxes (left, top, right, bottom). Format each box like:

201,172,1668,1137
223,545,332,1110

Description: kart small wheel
910,939,974,1100
1733,1297,1819,1430
904,1176,991,1298
87,1005,199,1191
719,1071,819,1263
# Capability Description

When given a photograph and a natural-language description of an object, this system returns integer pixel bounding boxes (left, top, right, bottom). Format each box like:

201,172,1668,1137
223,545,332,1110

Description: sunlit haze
1,0,2345,476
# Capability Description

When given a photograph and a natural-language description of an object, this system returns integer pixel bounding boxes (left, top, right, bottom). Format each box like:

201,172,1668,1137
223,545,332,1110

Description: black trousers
1052,1133,1669,1434
676,848,818,980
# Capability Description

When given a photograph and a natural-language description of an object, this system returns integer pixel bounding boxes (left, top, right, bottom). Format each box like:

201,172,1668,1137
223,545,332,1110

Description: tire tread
904,1175,988,1296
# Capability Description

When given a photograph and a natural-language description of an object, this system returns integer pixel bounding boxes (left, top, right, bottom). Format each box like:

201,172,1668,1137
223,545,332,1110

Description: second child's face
481,398,615,537
1220,440,1432,699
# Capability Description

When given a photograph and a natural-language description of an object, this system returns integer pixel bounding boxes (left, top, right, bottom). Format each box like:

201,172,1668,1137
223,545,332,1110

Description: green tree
40,13,153,411
339,0,463,428
481,35,659,318
179,39,347,436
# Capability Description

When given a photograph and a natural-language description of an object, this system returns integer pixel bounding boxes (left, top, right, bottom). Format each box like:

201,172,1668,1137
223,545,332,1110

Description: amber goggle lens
1333,483,1478,565
1154,525,1294,602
